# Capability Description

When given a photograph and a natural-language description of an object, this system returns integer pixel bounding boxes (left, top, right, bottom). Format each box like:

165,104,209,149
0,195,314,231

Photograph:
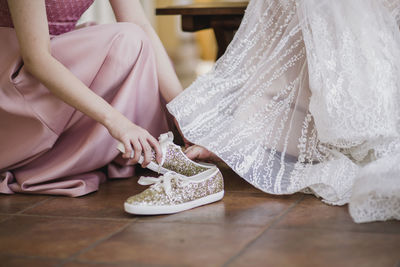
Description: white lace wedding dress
167,0,400,223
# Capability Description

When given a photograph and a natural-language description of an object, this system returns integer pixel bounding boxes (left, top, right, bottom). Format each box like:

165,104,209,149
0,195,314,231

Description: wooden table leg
211,17,242,59
180,15,243,60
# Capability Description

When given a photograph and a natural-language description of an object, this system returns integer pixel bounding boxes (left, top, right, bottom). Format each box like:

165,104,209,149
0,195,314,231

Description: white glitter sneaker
117,132,214,176
124,167,224,215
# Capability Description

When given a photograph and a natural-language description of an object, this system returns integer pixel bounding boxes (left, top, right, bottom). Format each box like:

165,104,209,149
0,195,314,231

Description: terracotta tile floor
0,166,399,267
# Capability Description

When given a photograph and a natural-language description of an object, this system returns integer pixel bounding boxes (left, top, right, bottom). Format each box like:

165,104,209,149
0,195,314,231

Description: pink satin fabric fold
0,23,168,196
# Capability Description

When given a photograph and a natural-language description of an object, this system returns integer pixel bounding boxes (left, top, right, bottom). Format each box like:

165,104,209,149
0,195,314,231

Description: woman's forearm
141,23,183,102
8,0,122,129
23,51,121,128
110,0,183,103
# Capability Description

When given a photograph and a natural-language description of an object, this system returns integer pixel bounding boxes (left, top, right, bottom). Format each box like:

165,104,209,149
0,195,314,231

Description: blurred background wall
78,0,226,88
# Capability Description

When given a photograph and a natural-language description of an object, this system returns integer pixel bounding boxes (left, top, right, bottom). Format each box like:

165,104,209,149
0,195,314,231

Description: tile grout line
224,191,292,198
56,219,137,267
221,226,400,236
15,197,53,214
0,212,294,228
221,194,305,267
0,251,170,267
0,212,136,222
0,252,62,262
60,258,174,267
133,219,277,228
0,215,14,224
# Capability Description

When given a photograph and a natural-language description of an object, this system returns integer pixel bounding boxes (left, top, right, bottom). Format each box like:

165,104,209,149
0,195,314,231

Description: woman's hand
105,111,162,167
184,145,222,163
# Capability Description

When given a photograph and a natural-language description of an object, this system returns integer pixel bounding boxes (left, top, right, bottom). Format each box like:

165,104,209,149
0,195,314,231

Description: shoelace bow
138,171,190,197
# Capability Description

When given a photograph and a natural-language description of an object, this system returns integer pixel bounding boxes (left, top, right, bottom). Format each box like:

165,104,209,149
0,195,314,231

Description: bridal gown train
167,0,400,223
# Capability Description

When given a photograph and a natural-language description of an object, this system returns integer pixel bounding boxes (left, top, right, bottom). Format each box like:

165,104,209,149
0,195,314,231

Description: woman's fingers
115,125,162,167
131,139,142,164
147,135,162,164
139,137,152,167
122,138,133,159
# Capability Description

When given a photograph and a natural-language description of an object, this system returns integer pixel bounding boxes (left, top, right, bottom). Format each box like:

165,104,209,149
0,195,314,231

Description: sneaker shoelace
138,171,190,197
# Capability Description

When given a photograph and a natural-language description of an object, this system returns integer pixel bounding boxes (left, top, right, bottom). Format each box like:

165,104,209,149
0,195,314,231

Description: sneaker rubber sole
124,190,224,215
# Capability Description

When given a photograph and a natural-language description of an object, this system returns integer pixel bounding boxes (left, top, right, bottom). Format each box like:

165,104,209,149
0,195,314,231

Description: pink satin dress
0,0,169,196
